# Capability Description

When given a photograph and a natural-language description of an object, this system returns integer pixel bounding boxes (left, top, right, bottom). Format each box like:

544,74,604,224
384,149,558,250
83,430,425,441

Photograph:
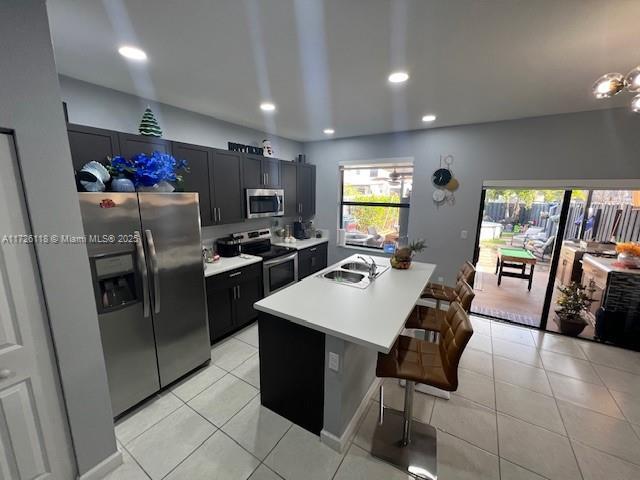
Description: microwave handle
276,193,282,214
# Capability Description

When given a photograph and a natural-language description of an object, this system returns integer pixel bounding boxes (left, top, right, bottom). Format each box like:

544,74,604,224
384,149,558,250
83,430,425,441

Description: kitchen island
254,254,435,451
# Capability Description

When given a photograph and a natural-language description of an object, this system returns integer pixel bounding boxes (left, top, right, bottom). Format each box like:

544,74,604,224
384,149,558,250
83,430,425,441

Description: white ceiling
47,0,640,141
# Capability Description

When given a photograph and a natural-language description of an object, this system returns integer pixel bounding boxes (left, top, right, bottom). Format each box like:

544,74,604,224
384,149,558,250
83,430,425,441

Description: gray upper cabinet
243,154,281,189
297,163,316,218
172,142,213,226
118,132,172,158
210,149,244,225
281,161,298,217
67,124,120,172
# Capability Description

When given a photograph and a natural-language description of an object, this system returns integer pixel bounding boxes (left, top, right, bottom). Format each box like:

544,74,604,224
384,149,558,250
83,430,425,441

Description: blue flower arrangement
108,152,189,188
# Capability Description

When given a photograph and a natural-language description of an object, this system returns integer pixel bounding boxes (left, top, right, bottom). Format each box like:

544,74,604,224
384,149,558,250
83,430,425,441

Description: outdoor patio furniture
510,226,545,246
525,235,556,261
496,247,537,291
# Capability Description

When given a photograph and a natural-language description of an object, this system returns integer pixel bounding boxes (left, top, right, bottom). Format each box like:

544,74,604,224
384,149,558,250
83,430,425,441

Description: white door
0,133,75,479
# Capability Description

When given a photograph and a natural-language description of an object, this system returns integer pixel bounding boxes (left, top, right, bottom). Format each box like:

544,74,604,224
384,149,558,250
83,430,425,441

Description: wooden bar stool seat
371,302,474,479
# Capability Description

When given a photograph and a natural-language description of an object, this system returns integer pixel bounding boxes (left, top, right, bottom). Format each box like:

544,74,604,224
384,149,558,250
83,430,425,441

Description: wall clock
432,168,452,187
432,154,459,205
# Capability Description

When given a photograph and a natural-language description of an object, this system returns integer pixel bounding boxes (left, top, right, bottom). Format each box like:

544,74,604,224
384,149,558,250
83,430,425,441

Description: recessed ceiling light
118,45,147,61
260,102,276,112
422,114,437,122
323,128,335,135
388,71,409,84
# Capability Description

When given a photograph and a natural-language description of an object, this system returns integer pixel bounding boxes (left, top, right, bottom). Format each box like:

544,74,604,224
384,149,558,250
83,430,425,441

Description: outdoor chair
510,226,545,247
525,235,556,261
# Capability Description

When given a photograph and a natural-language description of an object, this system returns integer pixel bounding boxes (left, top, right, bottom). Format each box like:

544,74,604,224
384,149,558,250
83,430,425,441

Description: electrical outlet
328,352,340,372
461,230,468,239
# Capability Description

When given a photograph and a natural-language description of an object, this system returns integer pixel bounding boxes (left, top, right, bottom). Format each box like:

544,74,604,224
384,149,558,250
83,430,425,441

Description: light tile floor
106,318,640,480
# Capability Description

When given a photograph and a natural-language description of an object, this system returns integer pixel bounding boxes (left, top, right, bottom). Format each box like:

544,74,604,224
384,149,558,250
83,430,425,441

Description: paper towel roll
337,228,346,246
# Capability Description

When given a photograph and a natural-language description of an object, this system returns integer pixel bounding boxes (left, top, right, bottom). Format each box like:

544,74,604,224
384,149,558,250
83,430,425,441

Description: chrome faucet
358,255,378,279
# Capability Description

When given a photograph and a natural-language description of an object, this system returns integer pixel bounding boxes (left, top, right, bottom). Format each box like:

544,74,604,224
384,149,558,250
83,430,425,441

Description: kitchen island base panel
371,407,438,480
258,312,325,435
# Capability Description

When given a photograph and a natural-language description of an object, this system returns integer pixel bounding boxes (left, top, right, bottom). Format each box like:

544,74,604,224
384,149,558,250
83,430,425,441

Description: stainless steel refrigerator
79,192,210,416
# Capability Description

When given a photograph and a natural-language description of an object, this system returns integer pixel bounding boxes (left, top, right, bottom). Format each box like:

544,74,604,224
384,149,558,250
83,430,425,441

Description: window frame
338,166,412,249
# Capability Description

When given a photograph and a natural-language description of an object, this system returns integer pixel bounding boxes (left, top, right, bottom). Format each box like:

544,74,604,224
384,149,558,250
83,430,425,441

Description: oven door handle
263,252,298,267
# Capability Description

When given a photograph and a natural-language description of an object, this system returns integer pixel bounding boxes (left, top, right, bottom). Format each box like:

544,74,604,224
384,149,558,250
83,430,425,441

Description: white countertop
583,254,640,275
272,236,329,250
204,254,262,277
254,254,436,353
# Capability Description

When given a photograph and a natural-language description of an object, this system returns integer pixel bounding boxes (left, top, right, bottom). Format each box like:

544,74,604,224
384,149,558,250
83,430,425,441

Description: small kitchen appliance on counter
216,235,242,257
293,221,312,240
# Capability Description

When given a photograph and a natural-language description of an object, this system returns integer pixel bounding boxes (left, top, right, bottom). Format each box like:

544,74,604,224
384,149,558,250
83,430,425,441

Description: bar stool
372,302,473,479
406,280,475,337
421,261,476,308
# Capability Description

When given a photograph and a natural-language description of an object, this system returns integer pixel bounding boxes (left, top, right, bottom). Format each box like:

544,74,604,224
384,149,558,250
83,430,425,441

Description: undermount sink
340,262,371,273
323,270,365,284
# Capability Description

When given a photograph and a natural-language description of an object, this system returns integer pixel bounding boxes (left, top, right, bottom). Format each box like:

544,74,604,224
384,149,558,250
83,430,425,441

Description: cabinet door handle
213,207,217,223
310,247,317,252
218,207,222,223
229,271,242,278
237,285,241,299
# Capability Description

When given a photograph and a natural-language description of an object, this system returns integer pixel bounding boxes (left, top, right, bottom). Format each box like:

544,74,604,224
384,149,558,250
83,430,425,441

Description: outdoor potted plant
615,242,640,269
553,282,594,337
390,239,427,269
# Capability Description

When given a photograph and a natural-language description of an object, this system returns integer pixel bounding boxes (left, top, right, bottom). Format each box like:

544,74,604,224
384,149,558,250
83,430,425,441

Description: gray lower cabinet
297,243,328,280
206,263,263,343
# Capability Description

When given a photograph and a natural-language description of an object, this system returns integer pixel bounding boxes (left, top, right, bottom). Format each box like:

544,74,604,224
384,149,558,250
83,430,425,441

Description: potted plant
107,152,189,192
553,282,594,336
615,242,640,269
390,239,427,269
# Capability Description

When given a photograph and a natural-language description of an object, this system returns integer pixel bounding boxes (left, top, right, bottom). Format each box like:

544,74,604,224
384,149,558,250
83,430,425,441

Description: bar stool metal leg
402,381,414,446
371,380,438,479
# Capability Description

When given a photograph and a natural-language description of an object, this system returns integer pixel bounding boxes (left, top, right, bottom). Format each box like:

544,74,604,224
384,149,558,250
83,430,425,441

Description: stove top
252,245,296,261
232,228,296,261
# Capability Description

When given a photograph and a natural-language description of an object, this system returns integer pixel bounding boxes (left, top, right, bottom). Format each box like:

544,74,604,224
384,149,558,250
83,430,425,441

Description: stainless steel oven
263,251,298,296
246,188,284,219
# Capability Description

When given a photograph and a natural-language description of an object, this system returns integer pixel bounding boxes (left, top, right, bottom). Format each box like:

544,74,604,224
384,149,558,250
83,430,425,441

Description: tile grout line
589,357,640,445
260,423,294,479
116,392,184,448
117,440,153,480
538,340,586,480
491,319,502,480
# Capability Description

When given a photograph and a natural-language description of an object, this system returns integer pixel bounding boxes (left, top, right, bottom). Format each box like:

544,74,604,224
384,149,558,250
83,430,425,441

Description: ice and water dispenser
90,252,139,313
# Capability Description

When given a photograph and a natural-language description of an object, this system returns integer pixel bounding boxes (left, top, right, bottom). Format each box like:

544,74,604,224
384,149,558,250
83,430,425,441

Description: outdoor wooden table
496,247,537,291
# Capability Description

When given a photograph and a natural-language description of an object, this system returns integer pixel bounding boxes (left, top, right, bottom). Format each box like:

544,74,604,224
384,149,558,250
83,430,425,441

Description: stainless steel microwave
246,189,284,219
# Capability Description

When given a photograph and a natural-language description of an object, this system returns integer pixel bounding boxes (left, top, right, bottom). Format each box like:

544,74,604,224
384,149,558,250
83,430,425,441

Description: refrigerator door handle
134,230,150,318
145,229,161,314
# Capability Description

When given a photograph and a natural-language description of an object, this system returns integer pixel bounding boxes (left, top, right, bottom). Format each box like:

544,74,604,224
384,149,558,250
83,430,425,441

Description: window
340,165,412,249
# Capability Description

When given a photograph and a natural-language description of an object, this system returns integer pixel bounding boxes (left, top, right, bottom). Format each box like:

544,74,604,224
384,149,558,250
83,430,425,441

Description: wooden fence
486,200,640,242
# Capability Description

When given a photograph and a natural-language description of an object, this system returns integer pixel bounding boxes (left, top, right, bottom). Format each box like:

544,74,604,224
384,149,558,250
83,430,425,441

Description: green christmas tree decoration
138,107,162,137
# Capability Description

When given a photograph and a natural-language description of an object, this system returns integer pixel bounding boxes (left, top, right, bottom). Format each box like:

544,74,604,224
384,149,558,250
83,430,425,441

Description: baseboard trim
321,377,382,453
77,450,122,480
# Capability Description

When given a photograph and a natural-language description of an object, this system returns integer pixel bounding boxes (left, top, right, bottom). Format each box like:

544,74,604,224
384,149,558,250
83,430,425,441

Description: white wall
0,1,116,476
304,108,640,283
60,75,304,160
